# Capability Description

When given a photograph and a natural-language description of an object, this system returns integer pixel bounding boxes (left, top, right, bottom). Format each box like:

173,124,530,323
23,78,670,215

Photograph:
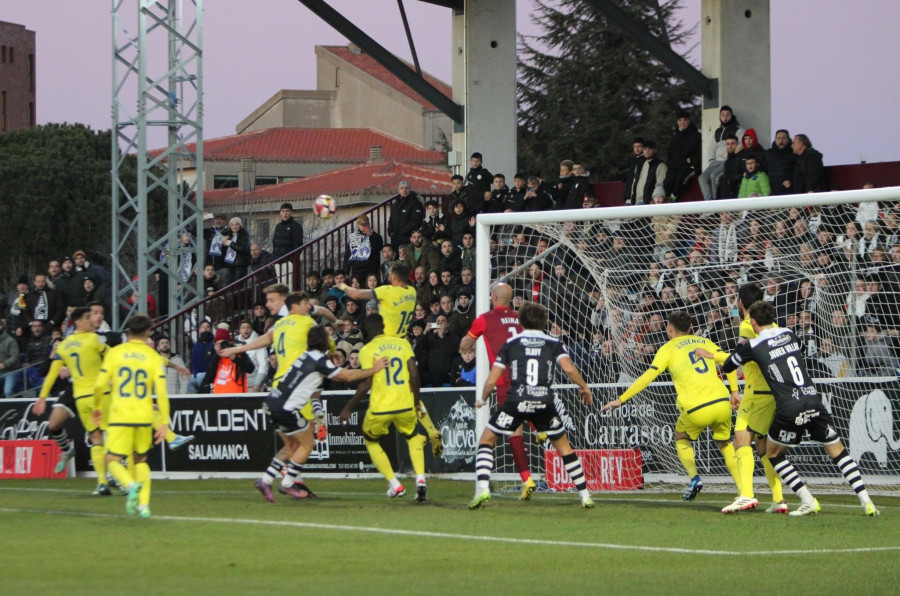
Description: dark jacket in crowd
717,151,744,199
388,192,425,248
25,287,65,328
793,147,826,193
466,165,493,206
766,142,798,195
623,155,645,202
271,216,304,258
565,174,594,210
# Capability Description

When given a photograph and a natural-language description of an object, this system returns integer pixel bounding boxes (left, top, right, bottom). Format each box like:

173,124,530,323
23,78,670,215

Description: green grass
2,478,899,594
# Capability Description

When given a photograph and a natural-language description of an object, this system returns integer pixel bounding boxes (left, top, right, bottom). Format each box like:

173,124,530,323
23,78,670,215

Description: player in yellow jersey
33,307,112,493
91,314,169,518
224,289,336,499
340,313,429,502
338,262,443,457
710,283,785,514
601,311,742,503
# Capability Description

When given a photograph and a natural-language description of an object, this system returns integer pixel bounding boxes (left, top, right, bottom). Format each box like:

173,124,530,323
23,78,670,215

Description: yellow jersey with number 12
359,335,415,414
372,284,417,338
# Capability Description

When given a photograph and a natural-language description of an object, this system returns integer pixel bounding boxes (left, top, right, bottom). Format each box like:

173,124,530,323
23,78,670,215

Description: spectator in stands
812,337,851,378
859,220,882,262
73,250,111,288
54,256,82,308
738,155,771,198
249,243,273,273
523,176,555,211
221,217,251,286
26,273,65,331
699,105,744,200
0,319,20,397
466,152,493,207
447,199,475,247
438,294,455,320
202,264,221,296
402,229,441,277
712,211,740,265
22,319,51,391
791,134,826,193
630,141,667,205
202,325,255,394
460,233,476,272
664,111,702,200
861,323,898,377
387,180,424,250
716,134,743,199
623,138,645,205
554,159,575,208
271,202,304,260
438,240,462,277
767,129,796,195
565,163,594,210
763,274,790,325
506,173,528,211
188,319,215,393
449,290,475,338
739,129,767,171
419,313,460,387
490,173,511,207
81,276,111,323
421,200,449,245
451,346,477,387
156,336,187,395
235,320,269,392
344,215,384,283
448,174,471,215
438,269,460,299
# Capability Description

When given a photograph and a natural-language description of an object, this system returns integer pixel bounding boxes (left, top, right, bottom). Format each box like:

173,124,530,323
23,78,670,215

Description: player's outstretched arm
336,284,374,302
477,364,504,408
601,398,623,413
340,377,371,425
221,329,273,357
459,333,476,352
559,355,593,406
407,357,422,411
333,356,389,383
312,305,337,324
34,359,65,416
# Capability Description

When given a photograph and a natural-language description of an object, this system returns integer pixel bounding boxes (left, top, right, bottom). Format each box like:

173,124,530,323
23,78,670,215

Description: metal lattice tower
111,0,204,330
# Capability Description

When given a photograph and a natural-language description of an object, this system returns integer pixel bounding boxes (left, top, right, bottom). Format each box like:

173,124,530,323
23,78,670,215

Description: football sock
365,439,395,482
508,435,532,482
107,459,133,490
735,445,755,498
50,428,69,452
475,444,493,492
282,461,303,488
135,462,151,507
562,452,587,491
676,439,698,478
771,454,815,505
760,454,784,502
153,410,177,442
388,477,402,491
262,458,285,486
90,445,107,486
406,433,426,476
720,442,740,494
832,449,871,505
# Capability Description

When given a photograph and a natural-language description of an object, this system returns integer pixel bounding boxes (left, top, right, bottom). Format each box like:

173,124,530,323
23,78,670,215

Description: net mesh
482,195,900,495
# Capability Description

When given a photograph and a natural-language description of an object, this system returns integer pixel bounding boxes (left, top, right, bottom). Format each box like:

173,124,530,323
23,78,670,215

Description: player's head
491,282,513,307
667,311,692,337
748,300,776,329
390,262,410,285
518,301,548,331
365,313,385,338
286,291,311,315
88,301,105,328
307,325,331,353
263,283,290,314
737,282,763,315
125,314,153,339
72,306,93,332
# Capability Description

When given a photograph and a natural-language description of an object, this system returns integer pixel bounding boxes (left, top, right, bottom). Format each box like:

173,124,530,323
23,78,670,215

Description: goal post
474,187,900,494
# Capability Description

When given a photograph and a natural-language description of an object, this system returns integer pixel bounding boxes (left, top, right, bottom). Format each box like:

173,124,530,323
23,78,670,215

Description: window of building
254,176,277,187
29,54,35,92
8,46,13,64
2,46,6,63
213,175,239,189
255,219,270,243
29,102,35,126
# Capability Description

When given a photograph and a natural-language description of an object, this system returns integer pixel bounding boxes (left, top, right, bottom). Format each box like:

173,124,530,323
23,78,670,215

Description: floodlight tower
111,0,204,329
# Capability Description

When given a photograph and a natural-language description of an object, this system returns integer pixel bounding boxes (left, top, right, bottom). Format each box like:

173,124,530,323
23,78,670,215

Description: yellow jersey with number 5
56,332,107,398
271,313,315,388
359,335,415,414
372,284,417,338
94,340,169,425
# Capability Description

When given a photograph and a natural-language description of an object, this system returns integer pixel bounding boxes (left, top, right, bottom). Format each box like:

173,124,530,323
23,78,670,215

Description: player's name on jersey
767,341,801,360
120,349,150,361
187,443,250,461
499,316,517,326
170,408,268,433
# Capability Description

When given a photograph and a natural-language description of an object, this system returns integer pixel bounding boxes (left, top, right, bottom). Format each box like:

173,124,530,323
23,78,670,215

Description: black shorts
263,402,310,437
487,398,566,440
52,390,77,418
768,400,840,446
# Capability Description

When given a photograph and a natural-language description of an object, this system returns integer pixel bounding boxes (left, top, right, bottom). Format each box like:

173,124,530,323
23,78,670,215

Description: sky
3,0,899,167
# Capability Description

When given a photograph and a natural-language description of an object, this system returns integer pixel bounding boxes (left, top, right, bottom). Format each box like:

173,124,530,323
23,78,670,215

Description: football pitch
2,478,899,594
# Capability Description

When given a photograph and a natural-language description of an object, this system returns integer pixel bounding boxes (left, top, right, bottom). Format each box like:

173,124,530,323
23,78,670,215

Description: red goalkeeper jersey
467,306,523,390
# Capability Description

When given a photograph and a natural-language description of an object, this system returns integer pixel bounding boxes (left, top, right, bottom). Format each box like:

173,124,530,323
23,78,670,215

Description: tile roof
203,161,451,207
320,45,453,112
156,128,446,165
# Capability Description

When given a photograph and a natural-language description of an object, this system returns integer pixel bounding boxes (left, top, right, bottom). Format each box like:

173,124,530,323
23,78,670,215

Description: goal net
474,188,900,495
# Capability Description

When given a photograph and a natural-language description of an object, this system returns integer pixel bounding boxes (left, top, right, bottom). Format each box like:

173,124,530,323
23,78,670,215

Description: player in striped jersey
255,325,387,501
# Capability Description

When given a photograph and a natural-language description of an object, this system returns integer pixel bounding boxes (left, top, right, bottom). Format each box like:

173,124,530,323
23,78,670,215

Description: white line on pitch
0,507,896,557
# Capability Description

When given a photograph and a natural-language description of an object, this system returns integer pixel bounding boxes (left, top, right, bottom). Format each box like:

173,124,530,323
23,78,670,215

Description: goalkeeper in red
697,301,879,517
601,311,741,502
470,302,595,509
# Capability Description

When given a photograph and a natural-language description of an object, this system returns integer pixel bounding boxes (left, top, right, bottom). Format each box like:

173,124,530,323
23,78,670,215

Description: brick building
0,21,36,132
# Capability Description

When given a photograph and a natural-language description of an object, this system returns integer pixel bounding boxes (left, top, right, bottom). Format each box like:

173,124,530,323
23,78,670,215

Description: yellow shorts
362,408,417,440
734,391,775,436
106,424,153,457
676,398,732,441
75,395,109,433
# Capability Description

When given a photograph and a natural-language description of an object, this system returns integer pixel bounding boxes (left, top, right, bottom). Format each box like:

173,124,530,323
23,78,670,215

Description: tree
517,0,699,182
0,123,167,290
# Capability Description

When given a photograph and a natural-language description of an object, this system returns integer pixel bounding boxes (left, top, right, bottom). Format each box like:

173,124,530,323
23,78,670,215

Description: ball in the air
314,195,337,219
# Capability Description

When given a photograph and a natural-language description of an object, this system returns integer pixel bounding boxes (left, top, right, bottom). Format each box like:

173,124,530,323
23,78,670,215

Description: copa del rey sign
544,449,643,491
0,441,67,479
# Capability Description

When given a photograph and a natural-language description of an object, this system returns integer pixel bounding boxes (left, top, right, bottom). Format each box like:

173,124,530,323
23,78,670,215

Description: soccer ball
314,195,337,219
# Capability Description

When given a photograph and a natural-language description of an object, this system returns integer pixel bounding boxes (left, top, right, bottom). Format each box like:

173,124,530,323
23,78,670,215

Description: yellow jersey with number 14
359,335,415,414
373,284,417,338
94,339,169,425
